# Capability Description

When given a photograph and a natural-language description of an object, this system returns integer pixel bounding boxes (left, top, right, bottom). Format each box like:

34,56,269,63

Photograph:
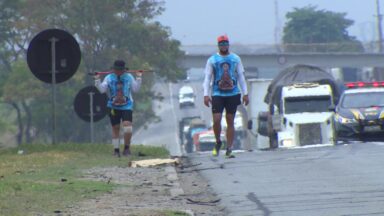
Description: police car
335,82,384,139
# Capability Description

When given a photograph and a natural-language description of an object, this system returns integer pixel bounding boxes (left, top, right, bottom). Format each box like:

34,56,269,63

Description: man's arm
131,73,142,92
237,58,249,105
236,59,248,95
95,75,108,93
203,59,213,107
203,59,213,96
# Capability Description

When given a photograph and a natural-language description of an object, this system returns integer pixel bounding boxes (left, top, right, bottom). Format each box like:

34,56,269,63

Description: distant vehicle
185,118,207,153
183,75,190,83
178,86,195,109
179,116,201,145
194,129,226,152
335,81,384,140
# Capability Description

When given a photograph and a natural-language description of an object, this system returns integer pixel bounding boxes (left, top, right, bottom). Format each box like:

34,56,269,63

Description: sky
156,0,380,45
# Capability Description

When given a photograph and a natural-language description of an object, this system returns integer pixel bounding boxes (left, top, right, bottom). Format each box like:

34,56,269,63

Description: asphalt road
134,78,209,156
187,142,384,216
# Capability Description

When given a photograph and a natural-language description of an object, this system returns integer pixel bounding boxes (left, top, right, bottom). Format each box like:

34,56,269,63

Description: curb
165,166,195,216
165,166,184,197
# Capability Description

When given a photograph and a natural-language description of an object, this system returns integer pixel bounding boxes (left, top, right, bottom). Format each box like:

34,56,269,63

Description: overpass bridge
180,45,384,81
180,44,384,68
179,45,384,80
181,52,384,68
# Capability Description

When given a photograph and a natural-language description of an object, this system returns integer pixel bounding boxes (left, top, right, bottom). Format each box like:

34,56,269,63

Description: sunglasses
218,41,229,46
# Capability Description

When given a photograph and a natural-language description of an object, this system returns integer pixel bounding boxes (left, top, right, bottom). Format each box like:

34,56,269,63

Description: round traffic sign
74,86,108,122
27,29,81,84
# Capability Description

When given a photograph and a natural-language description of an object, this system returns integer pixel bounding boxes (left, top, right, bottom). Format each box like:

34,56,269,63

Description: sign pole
50,37,58,144
89,92,95,143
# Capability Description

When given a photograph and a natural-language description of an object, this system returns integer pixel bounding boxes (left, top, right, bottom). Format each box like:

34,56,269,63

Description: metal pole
50,37,58,145
377,0,383,53
89,92,95,143
274,0,281,52
374,0,384,81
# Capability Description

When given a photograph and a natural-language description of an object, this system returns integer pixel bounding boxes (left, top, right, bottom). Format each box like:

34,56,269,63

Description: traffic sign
74,86,108,122
27,28,81,83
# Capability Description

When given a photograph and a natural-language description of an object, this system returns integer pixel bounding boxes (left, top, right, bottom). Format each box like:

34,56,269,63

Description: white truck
271,83,336,147
178,85,195,109
245,78,272,150
250,65,341,149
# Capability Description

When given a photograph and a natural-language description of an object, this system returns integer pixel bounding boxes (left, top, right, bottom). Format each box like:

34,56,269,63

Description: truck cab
275,83,336,147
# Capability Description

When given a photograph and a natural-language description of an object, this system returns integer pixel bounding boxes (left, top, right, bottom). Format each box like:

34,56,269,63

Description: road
134,76,210,156
135,78,384,215
187,142,384,216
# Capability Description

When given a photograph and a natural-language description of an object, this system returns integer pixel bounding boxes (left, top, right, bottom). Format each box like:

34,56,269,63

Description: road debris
128,158,180,168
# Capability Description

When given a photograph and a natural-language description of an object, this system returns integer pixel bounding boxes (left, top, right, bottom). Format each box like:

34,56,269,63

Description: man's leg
224,94,241,158
122,110,133,156
225,112,235,150
211,96,224,156
122,121,133,156
110,108,122,157
213,113,223,143
112,124,121,157
212,113,223,156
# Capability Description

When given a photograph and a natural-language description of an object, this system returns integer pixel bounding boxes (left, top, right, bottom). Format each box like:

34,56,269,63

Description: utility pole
375,0,384,81
376,0,383,52
274,0,282,52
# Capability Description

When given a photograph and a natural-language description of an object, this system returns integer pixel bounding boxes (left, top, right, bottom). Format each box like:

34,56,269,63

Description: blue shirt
96,73,141,110
207,53,242,96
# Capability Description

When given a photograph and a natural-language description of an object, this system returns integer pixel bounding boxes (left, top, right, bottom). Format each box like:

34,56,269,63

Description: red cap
217,35,229,43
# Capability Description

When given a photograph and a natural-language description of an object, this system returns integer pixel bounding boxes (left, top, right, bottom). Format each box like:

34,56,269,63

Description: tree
1,61,47,144
282,6,364,52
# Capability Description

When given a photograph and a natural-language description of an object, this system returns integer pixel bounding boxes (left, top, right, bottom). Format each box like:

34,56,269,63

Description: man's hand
135,72,143,78
204,96,212,107
242,95,249,106
93,74,101,80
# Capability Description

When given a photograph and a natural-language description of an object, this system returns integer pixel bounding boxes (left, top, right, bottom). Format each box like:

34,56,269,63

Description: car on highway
194,129,226,152
179,116,201,146
335,81,384,140
178,85,195,109
185,118,207,153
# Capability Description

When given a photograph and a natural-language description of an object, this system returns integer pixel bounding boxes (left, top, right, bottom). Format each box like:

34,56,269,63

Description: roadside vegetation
0,143,173,216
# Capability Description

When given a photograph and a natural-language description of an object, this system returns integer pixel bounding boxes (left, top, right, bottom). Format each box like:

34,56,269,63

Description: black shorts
108,108,132,126
212,94,241,114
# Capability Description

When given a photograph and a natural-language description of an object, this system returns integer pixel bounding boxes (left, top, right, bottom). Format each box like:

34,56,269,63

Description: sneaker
212,141,222,156
225,148,235,158
122,146,131,156
113,148,121,157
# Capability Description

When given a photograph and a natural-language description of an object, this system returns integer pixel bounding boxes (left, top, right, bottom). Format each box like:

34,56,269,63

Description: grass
163,210,191,216
0,143,169,216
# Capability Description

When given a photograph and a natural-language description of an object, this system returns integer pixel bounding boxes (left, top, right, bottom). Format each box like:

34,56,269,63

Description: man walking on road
94,60,142,157
203,35,249,158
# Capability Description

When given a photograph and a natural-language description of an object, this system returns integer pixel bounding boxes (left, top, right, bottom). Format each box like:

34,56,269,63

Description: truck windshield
341,92,384,108
284,96,332,114
180,93,194,98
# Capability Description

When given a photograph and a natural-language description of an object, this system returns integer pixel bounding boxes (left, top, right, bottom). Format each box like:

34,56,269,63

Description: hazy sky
157,0,379,45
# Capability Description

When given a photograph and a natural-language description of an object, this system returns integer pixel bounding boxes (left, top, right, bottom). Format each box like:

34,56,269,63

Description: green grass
0,143,169,216
163,210,190,216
